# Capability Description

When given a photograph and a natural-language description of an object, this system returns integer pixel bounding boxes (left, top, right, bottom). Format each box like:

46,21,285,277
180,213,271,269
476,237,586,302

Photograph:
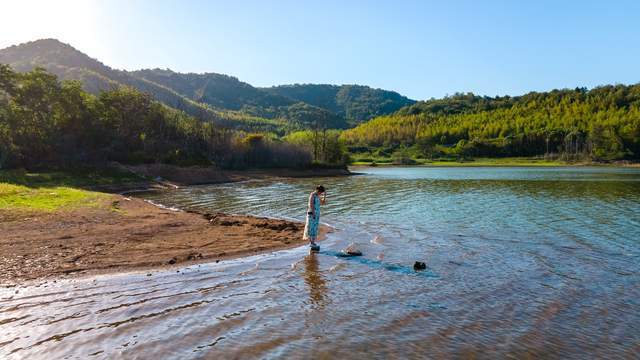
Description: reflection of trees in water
303,254,328,309
382,178,640,201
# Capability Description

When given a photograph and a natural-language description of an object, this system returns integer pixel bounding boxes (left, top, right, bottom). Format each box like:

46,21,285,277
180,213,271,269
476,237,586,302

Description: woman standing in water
304,185,326,251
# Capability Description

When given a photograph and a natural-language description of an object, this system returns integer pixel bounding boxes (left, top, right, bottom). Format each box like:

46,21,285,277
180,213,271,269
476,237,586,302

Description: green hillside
4,39,637,165
263,84,415,124
130,68,347,129
0,39,293,133
131,68,293,111
0,40,413,132
342,89,640,161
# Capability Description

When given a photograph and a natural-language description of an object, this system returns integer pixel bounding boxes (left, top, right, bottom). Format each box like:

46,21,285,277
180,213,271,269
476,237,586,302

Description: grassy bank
0,183,107,211
0,168,142,212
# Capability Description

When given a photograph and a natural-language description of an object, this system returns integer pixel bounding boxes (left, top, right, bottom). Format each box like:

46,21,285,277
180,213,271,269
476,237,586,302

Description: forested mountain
131,68,293,111
0,39,290,133
129,69,347,129
263,84,415,124
3,39,638,165
0,65,319,169
342,89,640,160
0,39,411,132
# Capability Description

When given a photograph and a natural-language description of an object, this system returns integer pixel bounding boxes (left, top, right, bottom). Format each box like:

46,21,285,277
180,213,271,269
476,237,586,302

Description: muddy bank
0,195,327,286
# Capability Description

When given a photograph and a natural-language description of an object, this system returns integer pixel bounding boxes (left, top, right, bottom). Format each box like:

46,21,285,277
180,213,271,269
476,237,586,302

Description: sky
1,0,639,100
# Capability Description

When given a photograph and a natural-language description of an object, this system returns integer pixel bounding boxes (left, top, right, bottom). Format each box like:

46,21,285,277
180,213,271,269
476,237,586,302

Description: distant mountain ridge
264,84,415,124
129,68,346,129
0,39,413,131
131,68,293,111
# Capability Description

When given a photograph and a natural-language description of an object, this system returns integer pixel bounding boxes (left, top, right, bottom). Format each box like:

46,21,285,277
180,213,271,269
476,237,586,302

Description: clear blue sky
2,0,640,100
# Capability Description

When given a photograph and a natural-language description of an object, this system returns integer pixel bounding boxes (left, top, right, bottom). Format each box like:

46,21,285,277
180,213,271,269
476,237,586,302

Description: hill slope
0,39,412,131
0,39,295,133
264,83,415,124
341,89,640,160
130,68,346,129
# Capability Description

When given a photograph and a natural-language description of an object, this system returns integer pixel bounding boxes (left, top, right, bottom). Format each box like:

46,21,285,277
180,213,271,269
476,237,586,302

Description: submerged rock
340,243,362,257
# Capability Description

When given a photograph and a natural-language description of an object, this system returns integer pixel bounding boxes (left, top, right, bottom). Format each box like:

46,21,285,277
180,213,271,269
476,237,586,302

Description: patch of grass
350,155,394,166
0,183,108,211
0,167,138,212
0,167,144,189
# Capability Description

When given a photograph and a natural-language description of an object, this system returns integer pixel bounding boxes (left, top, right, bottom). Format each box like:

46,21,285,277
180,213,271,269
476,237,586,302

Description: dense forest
342,90,640,161
0,65,348,169
0,39,410,134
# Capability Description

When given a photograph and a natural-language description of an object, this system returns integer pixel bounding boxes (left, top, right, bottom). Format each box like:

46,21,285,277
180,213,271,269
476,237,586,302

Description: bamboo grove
341,89,640,161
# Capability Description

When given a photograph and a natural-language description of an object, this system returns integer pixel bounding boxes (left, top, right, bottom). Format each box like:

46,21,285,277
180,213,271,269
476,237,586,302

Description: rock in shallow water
342,243,362,256
413,261,426,270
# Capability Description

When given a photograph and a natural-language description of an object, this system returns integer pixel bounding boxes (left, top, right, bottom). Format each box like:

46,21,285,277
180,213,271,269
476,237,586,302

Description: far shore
0,165,341,286
349,157,640,168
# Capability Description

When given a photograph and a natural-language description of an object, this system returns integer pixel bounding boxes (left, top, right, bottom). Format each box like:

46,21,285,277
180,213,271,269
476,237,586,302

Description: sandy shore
0,195,328,286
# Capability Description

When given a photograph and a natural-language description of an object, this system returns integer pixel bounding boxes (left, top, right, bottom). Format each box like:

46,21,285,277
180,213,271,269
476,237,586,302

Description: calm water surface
2,167,640,359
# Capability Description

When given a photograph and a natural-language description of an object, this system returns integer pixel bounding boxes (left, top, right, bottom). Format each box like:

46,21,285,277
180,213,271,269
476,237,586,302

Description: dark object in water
337,249,363,257
413,261,426,270
340,243,362,257
310,244,320,252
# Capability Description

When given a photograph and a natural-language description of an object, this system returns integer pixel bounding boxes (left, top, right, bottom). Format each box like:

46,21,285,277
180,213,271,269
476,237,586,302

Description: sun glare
0,0,101,53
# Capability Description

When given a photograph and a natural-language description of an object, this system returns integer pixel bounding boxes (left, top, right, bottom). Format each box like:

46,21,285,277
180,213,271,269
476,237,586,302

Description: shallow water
2,166,640,359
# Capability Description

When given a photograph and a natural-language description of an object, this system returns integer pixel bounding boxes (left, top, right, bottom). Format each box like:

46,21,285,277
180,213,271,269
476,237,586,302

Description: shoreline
74,166,354,195
349,159,640,168
106,164,352,192
0,195,330,287
0,166,342,286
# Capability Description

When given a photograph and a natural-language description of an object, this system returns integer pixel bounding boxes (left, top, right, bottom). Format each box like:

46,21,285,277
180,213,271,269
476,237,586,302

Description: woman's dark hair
316,185,326,193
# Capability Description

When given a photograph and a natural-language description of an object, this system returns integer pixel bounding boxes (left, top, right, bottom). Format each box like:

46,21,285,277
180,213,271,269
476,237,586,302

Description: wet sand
0,195,327,286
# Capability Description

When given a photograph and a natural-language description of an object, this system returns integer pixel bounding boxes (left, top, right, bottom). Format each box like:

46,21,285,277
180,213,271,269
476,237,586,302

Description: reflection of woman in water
303,254,327,308
303,185,326,249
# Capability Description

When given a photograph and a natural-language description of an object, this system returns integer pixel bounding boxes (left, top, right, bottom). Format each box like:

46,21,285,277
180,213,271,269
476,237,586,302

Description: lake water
2,166,640,359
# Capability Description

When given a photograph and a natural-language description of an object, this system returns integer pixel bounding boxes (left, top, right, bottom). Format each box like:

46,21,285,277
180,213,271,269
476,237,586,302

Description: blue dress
304,192,321,241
